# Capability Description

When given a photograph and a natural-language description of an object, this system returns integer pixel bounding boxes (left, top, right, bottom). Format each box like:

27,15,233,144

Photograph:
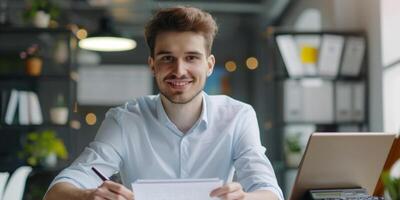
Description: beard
157,75,204,104
160,87,203,104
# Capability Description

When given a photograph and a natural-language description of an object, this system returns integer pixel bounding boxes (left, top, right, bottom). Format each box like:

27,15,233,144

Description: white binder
4,89,19,125
318,34,345,78
335,82,353,122
340,37,366,77
352,82,365,122
295,35,321,76
302,79,334,123
276,35,304,77
28,91,43,125
283,79,334,123
284,80,303,122
18,91,29,125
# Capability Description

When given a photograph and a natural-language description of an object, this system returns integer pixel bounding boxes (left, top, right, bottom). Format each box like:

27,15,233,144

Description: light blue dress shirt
50,93,283,199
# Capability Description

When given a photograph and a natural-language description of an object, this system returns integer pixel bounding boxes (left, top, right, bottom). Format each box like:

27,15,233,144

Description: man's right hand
44,181,134,200
86,181,134,200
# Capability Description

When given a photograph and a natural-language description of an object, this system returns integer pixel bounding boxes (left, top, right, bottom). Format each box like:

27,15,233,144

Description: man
44,6,283,200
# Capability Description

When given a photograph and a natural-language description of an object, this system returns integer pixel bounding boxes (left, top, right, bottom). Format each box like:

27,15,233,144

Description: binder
295,35,321,76
28,92,43,125
18,91,29,125
335,82,353,122
318,34,345,78
340,37,366,77
301,79,334,123
352,82,365,122
4,89,19,125
284,80,303,122
283,79,334,123
276,35,304,77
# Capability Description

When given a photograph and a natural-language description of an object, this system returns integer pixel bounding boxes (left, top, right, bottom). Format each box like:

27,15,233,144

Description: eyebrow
155,50,172,56
155,50,204,56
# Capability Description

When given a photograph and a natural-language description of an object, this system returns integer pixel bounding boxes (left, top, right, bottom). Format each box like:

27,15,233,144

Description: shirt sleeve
48,108,125,189
233,106,284,200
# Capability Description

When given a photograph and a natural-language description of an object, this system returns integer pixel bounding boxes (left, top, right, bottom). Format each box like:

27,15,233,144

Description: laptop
289,132,396,200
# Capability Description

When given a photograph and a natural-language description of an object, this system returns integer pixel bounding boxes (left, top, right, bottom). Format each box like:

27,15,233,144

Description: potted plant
23,0,60,28
50,94,69,125
285,133,303,167
20,43,43,76
382,159,400,200
18,129,68,168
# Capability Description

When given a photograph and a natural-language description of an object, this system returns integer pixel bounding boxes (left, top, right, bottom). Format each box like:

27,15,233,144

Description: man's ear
148,56,155,75
207,54,215,77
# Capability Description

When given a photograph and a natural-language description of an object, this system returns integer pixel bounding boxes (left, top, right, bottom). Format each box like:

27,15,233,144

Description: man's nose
172,59,187,76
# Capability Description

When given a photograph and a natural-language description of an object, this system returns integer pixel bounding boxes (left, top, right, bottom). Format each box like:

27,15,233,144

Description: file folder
284,80,303,122
352,82,365,122
340,36,366,77
335,82,353,122
276,35,304,77
283,79,334,123
318,35,345,78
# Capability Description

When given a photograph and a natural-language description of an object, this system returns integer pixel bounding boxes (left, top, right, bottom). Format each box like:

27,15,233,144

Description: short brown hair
144,6,218,57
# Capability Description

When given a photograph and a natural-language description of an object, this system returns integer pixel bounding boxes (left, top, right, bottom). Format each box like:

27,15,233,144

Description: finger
102,181,134,200
210,183,241,197
93,187,121,200
219,190,245,200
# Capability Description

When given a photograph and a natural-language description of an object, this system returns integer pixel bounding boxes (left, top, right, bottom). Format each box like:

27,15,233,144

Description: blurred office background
0,0,399,199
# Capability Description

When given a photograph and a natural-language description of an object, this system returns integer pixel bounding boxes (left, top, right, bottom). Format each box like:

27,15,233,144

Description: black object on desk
306,188,384,200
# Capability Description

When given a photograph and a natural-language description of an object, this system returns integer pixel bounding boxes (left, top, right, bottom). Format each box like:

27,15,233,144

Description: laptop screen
289,132,395,200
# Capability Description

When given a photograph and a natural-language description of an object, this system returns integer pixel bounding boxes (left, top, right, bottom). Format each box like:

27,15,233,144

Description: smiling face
148,31,215,104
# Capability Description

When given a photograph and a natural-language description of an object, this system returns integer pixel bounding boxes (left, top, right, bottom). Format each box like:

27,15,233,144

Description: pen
91,166,110,181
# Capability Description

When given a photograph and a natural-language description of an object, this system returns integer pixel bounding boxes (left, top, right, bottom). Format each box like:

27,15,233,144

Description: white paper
132,178,223,200
78,65,153,105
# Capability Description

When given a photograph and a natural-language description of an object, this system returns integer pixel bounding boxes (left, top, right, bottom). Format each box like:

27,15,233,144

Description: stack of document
132,178,223,200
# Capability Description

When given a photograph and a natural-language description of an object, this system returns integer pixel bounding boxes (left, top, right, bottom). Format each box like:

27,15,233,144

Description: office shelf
267,29,369,196
0,27,77,172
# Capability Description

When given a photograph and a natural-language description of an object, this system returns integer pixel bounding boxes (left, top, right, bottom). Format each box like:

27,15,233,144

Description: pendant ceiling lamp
78,16,137,52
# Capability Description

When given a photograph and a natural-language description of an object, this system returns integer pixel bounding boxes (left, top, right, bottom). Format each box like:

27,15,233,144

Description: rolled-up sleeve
49,108,124,189
233,106,284,200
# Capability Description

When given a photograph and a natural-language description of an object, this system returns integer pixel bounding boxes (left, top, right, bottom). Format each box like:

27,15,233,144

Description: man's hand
210,182,246,200
86,181,134,200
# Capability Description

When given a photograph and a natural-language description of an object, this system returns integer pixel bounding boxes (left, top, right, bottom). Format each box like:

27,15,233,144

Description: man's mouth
165,79,193,88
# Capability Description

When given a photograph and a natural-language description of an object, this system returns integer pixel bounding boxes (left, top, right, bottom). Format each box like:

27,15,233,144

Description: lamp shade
78,16,136,52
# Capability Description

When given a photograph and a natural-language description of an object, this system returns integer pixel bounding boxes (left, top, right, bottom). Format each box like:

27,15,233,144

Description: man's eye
160,56,173,62
187,56,199,61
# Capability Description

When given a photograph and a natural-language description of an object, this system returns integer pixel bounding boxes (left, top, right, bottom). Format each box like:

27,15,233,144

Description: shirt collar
155,92,209,131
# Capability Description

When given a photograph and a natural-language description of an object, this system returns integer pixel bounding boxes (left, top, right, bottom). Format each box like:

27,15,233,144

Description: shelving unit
0,27,77,172
267,29,369,197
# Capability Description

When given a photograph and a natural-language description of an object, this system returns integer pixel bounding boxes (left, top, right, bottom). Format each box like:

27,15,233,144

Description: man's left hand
210,182,246,200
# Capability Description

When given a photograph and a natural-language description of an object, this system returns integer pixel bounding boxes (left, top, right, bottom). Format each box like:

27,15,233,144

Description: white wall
381,0,400,134
333,0,383,131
